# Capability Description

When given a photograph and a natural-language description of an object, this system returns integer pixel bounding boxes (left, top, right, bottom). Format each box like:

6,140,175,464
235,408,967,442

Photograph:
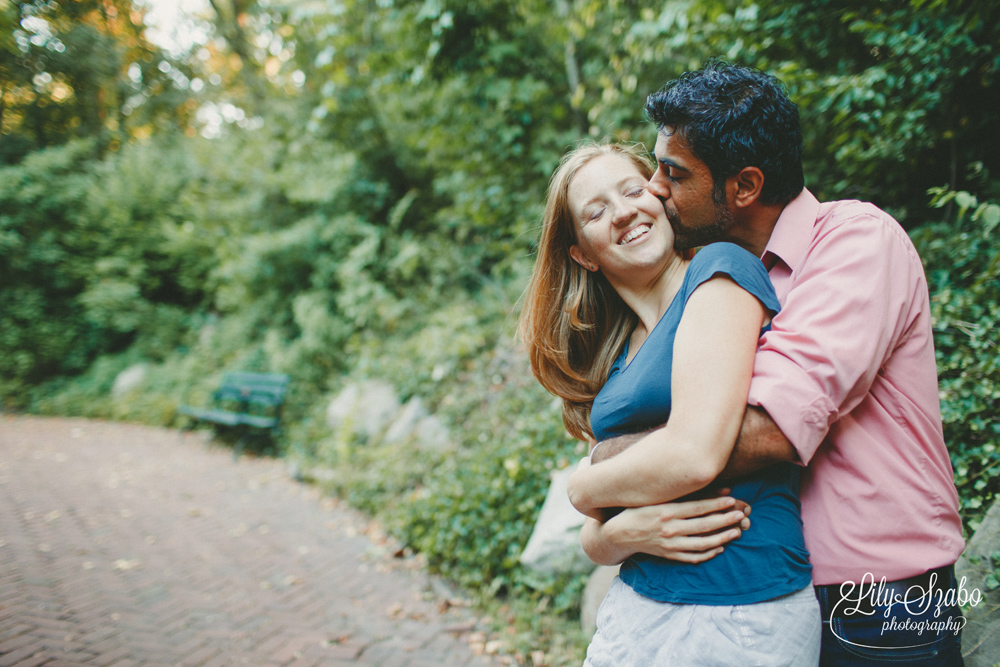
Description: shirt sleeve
685,243,781,317
747,205,927,465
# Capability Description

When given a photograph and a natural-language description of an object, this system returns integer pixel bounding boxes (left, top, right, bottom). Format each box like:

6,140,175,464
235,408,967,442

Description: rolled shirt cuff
748,359,838,466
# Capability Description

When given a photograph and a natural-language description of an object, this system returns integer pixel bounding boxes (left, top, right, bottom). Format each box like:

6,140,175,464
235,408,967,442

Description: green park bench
179,372,290,456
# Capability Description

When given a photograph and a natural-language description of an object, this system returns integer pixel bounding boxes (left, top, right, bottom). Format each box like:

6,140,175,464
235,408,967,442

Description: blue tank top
590,242,812,605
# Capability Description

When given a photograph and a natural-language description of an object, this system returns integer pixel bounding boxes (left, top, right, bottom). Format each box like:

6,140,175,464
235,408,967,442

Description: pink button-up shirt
747,189,964,586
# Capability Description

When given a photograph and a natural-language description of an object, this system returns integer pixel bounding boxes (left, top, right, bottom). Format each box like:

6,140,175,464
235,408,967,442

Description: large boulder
519,466,593,576
413,414,452,451
112,364,147,398
383,397,429,444
325,380,400,440
957,500,1000,666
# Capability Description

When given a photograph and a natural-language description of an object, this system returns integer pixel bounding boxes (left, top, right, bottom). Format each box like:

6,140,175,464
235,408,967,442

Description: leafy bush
911,188,1000,532
0,141,100,403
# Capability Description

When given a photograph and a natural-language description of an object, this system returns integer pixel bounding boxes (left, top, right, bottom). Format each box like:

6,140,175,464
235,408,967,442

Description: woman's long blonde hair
518,143,654,441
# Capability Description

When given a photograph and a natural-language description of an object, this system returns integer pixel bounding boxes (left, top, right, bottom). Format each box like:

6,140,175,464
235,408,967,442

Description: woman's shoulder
690,241,760,266
686,242,767,283
683,242,779,312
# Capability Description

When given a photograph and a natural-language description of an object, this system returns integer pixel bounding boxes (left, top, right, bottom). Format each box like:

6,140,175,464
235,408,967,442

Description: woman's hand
580,494,751,565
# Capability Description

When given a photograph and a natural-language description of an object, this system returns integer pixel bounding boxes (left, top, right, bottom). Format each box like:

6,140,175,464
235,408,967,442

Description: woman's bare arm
567,276,766,517
592,407,796,477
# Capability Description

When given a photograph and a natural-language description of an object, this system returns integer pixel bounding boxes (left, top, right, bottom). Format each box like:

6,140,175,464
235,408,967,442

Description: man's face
648,129,736,251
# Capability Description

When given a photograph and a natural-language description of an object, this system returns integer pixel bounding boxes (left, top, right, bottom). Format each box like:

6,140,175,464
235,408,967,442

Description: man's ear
569,245,597,272
731,167,765,209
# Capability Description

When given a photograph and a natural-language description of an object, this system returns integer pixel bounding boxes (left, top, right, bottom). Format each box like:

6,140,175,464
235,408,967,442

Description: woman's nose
612,199,637,226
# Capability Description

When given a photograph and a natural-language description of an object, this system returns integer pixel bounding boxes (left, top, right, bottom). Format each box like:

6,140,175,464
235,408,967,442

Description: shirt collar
761,188,820,271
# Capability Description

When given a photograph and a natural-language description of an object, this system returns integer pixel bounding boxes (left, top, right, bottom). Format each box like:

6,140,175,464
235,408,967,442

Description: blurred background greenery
1,0,998,662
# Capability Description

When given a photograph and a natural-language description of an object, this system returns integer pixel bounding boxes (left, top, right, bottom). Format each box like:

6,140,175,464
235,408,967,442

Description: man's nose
648,170,670,199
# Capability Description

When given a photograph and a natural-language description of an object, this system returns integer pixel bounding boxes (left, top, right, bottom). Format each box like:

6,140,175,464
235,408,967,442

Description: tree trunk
555,0,588,134
207,0,267,111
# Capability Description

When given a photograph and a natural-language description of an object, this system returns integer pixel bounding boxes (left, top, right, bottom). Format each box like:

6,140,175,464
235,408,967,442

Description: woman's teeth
619,225,649,245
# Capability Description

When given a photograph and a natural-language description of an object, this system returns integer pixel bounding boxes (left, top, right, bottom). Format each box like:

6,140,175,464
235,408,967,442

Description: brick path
0,416,498,667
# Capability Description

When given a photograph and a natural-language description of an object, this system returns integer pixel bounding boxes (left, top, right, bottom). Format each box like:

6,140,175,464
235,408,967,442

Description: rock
112,364,147,398
198,323,216,348
414,415,452,451
383,397,429,444
581,565,620,637
956,500,1000,666
325,380,400,440
380,397,453,450
519,466,593,576
326,384,360,428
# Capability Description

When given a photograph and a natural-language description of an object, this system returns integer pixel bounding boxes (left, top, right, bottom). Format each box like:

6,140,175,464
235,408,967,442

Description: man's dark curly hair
645,60,804,206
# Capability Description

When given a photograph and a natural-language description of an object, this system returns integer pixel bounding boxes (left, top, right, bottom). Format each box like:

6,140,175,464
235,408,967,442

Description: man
572,62,966,665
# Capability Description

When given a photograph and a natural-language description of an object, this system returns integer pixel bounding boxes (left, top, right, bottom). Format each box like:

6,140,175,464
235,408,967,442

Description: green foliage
911,188,1000,531
984,550,1000,593
391,356,579,598
0,140,99,402
0,137,214,407
763,0,1000,215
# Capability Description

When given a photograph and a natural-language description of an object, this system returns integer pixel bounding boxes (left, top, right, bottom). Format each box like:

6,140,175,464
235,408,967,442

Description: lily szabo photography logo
831,572,983,649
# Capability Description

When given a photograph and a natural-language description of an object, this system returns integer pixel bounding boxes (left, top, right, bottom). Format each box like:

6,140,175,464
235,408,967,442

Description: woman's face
567,154,675,283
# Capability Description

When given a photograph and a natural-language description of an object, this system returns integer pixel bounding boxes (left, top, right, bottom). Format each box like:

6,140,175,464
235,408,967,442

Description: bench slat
180,372,289,433
240,415,279,429
178,406,244,426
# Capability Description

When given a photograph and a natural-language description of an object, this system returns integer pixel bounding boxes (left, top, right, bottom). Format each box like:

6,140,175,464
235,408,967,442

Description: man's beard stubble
665,200,738,252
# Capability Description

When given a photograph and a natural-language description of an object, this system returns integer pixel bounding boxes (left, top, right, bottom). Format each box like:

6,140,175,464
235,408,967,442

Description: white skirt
583,577,821,667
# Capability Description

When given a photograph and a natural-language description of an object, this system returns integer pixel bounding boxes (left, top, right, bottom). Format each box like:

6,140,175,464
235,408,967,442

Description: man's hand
580,495,751,565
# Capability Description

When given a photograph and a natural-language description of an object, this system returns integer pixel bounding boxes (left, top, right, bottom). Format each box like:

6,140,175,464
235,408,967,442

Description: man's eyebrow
656,156,690,172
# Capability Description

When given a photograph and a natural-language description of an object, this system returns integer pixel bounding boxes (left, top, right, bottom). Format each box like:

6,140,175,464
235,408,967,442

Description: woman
519,143,820,665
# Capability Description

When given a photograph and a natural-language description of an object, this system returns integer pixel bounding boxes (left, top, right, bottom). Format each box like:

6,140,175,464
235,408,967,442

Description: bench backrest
214,372,290,408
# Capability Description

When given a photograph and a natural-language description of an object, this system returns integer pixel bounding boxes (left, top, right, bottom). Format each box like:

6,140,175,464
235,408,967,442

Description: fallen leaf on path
112,559,140,571
442,620,475,634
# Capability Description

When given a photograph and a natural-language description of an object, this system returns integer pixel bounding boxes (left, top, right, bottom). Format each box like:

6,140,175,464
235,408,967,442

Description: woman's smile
619,224,651,245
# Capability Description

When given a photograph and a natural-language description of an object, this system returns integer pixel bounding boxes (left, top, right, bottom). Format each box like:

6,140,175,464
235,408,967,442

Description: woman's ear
732,167,765,208
569,245,597,272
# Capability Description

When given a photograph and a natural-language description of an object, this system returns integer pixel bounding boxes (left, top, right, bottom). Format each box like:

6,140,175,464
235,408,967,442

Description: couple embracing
519,62,965,666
